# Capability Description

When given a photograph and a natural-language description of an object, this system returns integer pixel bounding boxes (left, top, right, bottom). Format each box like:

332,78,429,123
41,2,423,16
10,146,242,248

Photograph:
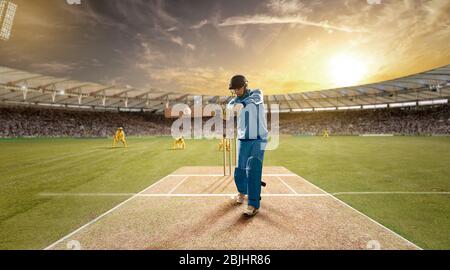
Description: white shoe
231,193,246,204
243,205,259,217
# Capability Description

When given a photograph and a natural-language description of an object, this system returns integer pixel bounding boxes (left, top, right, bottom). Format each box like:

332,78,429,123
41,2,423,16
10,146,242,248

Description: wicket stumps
222,136,237,176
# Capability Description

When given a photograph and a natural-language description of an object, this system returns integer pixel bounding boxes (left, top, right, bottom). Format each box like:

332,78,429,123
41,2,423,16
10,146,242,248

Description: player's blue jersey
227,89,268,141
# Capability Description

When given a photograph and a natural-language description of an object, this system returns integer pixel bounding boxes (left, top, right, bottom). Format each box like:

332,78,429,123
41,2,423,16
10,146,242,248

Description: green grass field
0,136,449,249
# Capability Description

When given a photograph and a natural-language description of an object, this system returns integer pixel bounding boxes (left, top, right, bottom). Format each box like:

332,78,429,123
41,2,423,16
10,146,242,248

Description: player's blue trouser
234,139,266,209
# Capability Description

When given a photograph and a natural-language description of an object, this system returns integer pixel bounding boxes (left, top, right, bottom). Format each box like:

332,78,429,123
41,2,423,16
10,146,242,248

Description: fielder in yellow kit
218,138,231,152
173,136,186,150
112,127,128,148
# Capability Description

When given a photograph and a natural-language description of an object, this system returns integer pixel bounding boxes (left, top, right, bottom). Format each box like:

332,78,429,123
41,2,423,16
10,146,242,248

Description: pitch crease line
38,191,450,198
168,176,190,194
276,176,298,194
170,174,297,177
39,193,334,197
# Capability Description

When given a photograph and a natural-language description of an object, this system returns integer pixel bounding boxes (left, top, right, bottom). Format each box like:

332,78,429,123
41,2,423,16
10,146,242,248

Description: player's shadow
199,176,229,193
97,146,124,149
145,202,237,249
226,203,299,236
232,213,254,228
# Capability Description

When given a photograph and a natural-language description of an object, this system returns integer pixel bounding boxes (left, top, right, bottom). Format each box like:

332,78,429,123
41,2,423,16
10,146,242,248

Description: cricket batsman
227,75,268,217
112,127,128,148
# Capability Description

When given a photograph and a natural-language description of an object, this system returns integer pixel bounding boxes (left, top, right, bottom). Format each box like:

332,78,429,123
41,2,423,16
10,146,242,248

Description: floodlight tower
0,0,17,41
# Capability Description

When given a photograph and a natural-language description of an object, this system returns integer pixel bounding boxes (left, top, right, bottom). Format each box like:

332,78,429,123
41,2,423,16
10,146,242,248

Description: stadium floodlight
389,102,416,108
0,1,17,41
419,99,448,106
282,109,291,113
18,81,27,90
0,1,5,21
363,104,388,109
292,108,313,112
315,107,337,111
338,106,361,110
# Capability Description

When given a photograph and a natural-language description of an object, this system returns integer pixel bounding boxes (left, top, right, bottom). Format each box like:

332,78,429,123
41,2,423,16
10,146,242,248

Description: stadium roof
0,64,449,113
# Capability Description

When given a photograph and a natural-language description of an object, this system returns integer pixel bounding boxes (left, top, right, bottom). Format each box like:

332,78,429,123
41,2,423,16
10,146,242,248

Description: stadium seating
279,104,450,136
0,106,172,137
0,104,449,137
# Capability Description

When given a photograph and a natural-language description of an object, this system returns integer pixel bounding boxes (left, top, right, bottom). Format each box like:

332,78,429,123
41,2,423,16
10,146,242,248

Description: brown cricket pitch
48,166,420,250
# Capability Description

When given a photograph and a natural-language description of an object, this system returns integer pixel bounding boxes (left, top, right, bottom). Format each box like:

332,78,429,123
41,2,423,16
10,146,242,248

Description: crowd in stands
279,104,450,136
0,104,449,138
0,106,172,137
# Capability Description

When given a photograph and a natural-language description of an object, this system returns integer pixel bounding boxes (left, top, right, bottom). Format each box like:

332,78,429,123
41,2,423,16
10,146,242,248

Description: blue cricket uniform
227,89,268,209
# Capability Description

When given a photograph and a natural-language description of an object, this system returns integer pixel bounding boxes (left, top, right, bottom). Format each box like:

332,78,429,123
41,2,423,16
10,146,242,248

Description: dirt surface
48,166,419,250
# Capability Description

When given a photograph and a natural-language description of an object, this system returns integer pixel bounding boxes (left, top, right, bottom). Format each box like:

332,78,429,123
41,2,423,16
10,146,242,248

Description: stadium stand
279,104,450,136
0,105,172,138
0,104,448,138
1,64,449,137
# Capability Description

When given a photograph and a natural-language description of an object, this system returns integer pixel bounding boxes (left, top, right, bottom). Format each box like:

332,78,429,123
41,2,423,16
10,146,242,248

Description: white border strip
43,174,176,250
294,175,423,250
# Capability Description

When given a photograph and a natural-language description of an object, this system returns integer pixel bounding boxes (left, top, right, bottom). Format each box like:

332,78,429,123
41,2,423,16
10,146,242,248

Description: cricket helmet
229,75,248,90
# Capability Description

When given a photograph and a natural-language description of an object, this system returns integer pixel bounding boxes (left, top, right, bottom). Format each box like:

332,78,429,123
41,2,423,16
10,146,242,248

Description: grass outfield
0,136,449,249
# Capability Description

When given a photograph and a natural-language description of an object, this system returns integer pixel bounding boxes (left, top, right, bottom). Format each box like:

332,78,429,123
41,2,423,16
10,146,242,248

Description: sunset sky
0,0,449,95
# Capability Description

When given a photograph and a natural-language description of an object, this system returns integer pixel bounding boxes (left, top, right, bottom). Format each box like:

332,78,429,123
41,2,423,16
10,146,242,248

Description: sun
329,54,367,87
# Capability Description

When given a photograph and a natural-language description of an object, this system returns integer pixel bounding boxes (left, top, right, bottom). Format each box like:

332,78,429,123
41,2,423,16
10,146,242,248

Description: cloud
310,0,450,86
31,62,79,74
170,36,184,46
3,0,450,95
132,40,166,72
61,0,180,33
164,33,197,51
140,67,230,95
60,1,128,31
140,42,166,62
266,0,312,14
186,43,196,50
221,27,246,48
134,63,323,95
279,79,322,92
190,19,209,29
90,58,104,67
152,0,179,25
218,14,369,33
